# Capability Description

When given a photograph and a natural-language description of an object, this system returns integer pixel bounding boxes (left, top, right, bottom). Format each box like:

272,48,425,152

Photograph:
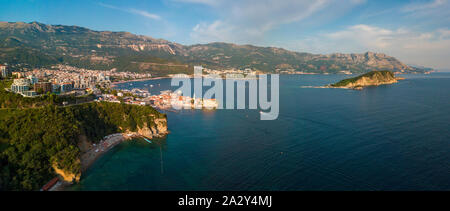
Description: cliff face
324,52,413,72
154,118,168,135
331,71,399,89
52,162,81,183
137,117,168,138
0,97,168,190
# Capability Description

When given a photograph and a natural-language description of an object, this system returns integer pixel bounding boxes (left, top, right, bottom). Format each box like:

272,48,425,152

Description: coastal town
1,63,219,110
2,64,152,97
2,62,222,191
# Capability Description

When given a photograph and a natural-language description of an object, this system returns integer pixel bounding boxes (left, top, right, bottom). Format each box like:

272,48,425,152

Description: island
330,71,404,90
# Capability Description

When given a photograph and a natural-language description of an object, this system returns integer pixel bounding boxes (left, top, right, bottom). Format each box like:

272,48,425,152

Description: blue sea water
70,73,450,191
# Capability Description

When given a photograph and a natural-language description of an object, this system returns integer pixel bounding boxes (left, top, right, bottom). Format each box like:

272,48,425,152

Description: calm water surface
70,73,450,190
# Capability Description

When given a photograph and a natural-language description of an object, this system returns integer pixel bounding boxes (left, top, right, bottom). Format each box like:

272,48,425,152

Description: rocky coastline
50,117,168,191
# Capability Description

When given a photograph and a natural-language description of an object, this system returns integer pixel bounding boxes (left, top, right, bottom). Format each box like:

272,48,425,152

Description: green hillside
0,22,428,75
331,71,397,88
0,82,166,190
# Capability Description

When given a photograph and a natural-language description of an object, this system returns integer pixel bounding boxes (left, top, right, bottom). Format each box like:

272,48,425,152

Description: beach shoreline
80,133,135,171
111,77,171,87
51,132,153,191
110,75,261,87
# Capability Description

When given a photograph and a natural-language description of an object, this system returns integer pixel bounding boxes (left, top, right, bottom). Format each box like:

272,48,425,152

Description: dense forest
0,84,166,190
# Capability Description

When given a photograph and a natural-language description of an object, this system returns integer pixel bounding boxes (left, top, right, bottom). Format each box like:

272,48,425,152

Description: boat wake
300,85,353,90
300,85,330,89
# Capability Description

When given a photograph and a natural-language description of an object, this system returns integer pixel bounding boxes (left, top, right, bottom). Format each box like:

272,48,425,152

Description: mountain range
0,21,429,75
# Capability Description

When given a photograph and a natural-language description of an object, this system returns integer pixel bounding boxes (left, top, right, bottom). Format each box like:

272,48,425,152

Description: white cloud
98,2,161,20
325,25,400,49
400,0,450,26
173,0,219,6
402,0,447,12
127,8,161,20
191,20,236,43
289,25,450,69
177,0,365,44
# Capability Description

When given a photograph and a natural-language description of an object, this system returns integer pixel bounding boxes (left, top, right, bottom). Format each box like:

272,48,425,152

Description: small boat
143,138,152,144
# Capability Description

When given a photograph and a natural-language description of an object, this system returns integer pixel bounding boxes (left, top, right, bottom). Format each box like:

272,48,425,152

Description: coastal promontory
0,86,168,191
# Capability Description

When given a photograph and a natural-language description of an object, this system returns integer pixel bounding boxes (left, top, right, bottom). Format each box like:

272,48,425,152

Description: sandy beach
49,132,159,191
80,133,138,171
111,77,171,87
49,133,135,191
110,75,259,88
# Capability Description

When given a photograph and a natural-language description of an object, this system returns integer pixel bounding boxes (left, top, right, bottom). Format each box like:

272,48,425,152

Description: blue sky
0,0,449,69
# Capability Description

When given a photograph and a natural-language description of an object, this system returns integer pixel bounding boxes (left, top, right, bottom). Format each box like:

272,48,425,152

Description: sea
69,73,450,191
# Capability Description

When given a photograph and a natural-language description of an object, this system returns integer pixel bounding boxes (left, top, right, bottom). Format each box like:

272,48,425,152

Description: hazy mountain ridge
0,21,428,74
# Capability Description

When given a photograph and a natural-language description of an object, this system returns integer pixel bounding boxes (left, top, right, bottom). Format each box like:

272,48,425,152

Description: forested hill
0,21,428,74
0,86,166,191
331,71,400,89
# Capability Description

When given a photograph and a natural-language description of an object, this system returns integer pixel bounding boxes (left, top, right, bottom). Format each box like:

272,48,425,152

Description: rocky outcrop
137,118,168,138
52,162,81,183
154,118,168,134
331,71,400,89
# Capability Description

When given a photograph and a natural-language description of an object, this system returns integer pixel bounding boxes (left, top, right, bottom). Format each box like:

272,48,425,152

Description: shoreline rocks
51,116,168,191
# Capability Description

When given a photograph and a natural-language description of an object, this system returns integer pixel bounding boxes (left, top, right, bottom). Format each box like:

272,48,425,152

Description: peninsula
0,78,168,191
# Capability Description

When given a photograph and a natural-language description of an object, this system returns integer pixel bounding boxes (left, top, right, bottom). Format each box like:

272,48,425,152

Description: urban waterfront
70,73,450,191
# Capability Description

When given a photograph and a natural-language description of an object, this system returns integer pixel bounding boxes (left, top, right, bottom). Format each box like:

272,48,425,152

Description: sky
0,0,449,69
